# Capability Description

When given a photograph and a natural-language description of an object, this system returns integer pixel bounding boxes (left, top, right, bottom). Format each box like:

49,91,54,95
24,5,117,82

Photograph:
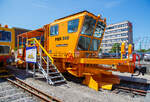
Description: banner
26,46,37,63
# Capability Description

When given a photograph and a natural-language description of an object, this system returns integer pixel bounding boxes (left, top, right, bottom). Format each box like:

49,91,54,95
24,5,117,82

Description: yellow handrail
41,56,47,64
27,38,54,64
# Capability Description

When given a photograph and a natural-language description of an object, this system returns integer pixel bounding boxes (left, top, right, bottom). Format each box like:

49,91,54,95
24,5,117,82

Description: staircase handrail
27,38,54,64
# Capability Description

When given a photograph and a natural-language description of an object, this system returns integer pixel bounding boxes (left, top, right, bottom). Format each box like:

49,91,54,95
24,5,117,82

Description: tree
146,48,150,52
137,49,147,53
109,43,121,53
99,48,102,52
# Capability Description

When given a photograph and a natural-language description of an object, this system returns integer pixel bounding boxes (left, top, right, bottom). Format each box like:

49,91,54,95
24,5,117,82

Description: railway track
112,79,150,97
0,77,62,102
0,79,38,102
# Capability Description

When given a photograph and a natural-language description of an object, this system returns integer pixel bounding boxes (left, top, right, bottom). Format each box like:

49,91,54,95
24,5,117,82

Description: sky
0,0,150,44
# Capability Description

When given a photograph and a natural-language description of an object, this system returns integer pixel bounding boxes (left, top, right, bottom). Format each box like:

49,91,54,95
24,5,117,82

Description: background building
101,21,133,53
12,27,30,47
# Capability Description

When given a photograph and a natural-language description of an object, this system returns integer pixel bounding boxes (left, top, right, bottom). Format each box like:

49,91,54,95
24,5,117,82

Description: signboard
26,46,37,63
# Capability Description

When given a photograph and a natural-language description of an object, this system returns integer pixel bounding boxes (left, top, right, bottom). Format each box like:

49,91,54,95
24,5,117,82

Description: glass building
101,21,133,52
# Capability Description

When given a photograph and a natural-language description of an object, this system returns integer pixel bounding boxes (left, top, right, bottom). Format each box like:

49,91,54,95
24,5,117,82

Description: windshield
90,39,100,51
77,36,91,51
81,15,96,36
93,21,105,38
77,15,105,51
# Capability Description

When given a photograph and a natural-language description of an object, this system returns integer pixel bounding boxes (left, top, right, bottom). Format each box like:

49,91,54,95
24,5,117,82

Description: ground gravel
5,65,150,102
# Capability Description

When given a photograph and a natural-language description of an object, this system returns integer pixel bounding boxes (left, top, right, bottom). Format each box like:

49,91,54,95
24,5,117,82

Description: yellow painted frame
0,26,15,56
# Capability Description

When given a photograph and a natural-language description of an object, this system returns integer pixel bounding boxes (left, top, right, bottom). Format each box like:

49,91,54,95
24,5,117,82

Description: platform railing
27,38,66,85
27,38,54,64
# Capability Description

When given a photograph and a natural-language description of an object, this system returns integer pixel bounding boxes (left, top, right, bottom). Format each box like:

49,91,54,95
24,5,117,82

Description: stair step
50,76,62,79
53,80,66,84
49,72,59,75
37,61,66,85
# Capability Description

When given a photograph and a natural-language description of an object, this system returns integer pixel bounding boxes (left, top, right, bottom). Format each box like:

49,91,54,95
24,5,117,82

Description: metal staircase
27,38,66,85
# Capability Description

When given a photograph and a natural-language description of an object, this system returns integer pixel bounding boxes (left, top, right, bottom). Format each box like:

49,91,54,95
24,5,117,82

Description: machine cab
77,14,106,57
48,11,106,58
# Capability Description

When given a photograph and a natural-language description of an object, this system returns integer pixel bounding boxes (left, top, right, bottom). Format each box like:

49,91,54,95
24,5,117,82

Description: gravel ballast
5,65,150,102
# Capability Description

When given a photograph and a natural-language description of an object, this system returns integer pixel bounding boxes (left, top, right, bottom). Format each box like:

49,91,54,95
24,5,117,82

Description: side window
0,45,10,54
50,25,59,36
0,30,11,42
68,19,79,33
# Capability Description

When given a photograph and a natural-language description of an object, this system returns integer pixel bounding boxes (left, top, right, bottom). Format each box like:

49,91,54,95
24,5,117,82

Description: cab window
68,19,79,33
93,21,105,38
81,15,96,36
89,39,100,51
0,30,11,42
50,25,59,36
77,36,91,51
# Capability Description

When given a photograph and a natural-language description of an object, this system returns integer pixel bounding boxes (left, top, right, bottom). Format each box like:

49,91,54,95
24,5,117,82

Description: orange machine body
17,11,135,90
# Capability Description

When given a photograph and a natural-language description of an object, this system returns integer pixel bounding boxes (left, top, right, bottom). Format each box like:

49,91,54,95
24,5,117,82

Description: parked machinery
17,11,145,91
0,25,15,78
0,25,15,66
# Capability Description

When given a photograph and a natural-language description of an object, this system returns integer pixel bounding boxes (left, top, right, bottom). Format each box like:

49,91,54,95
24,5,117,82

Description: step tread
50,76,62,79
37,62,66,85
49,72,59,75
53,80,66,84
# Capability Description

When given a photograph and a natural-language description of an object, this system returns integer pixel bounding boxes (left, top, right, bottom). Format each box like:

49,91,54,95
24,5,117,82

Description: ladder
27,38,66,85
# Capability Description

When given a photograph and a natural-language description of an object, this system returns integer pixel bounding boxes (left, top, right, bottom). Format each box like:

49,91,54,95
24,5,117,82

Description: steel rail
7,78,62,102
113,79,150,96
113,87,146,96
117,86,147,94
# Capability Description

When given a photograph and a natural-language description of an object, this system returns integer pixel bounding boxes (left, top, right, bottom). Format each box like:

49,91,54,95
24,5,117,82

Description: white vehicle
144,52,150,61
